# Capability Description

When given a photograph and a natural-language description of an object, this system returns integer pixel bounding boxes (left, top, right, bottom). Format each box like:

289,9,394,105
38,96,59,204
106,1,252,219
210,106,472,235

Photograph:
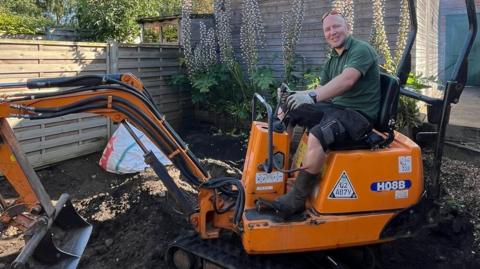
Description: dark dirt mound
1,123,479,269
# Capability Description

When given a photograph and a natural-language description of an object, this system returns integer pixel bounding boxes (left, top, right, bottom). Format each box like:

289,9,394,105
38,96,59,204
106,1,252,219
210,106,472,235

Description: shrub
0,7,54,35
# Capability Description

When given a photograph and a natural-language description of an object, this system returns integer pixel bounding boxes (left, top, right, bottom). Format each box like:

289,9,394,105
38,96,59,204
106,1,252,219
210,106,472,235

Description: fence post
107,41,119,136
108,41,119,74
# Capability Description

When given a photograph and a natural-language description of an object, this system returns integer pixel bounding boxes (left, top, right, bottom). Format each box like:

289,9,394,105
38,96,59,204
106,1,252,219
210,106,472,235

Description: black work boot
257,170,318,218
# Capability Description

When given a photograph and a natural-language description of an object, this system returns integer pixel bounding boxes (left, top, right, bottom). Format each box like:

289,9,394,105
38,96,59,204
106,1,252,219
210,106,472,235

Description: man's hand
286,91,315,110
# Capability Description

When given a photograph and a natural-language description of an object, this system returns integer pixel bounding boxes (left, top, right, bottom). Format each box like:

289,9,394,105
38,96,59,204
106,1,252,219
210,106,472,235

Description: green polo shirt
320,35,380,121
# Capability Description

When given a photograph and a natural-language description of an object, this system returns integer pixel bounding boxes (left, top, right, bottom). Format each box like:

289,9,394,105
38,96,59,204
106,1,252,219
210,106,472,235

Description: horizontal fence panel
20,127,107,153
26,140,106,168
0,63,107,74
0,50,106,60
116,44,190,129
0,39,192,169
13,118,106,141
0,39,111,168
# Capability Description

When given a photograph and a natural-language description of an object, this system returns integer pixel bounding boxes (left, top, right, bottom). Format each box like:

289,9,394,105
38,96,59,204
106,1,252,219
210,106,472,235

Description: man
262,10,381,218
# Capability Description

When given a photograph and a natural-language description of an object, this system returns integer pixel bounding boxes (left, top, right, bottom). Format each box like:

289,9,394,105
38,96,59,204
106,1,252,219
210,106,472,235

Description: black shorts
286,102,373,151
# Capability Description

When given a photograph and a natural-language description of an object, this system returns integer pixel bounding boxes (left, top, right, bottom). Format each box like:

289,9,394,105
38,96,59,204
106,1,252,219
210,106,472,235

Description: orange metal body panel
239,125,423,253
242,122,290,208
0,144,37,207
313,131,423,214
242,212,393,254
194,189,235,239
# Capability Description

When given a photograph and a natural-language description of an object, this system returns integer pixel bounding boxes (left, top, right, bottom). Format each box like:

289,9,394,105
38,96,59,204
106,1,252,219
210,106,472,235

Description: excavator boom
0,73,220,268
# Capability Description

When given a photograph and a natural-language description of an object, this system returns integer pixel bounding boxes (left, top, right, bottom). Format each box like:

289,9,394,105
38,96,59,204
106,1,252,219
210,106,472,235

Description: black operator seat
330,72,401,150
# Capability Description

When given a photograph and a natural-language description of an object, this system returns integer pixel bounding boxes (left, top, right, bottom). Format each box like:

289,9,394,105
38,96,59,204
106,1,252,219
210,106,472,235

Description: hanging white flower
240,0,266,75
282,0,305,78
214,0,234,68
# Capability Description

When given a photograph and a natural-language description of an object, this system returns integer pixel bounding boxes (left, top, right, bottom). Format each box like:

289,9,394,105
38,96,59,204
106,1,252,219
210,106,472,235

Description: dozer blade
12,193,92,269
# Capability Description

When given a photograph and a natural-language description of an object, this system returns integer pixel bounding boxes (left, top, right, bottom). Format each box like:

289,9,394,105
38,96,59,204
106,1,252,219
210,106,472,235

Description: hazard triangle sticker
328,171,358,199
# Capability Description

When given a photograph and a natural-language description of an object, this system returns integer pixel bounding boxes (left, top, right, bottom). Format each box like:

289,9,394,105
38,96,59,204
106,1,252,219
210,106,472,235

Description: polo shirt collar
330,35,353,57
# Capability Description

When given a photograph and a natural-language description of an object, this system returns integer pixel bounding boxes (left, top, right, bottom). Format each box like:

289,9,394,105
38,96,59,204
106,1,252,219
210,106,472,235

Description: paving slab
449,87,480,128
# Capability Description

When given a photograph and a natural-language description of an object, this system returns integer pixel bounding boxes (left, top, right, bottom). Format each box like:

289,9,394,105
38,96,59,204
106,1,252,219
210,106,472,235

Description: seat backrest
375,73,400,132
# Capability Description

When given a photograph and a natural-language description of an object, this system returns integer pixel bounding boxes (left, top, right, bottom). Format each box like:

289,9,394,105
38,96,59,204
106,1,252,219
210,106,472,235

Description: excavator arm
0,73,243,268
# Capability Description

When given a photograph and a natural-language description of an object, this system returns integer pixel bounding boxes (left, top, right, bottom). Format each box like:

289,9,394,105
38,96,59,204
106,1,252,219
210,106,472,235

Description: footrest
254,199,307,222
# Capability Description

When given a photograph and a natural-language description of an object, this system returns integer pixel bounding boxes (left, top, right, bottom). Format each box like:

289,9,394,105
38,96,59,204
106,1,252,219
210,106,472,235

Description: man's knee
310,119,346,151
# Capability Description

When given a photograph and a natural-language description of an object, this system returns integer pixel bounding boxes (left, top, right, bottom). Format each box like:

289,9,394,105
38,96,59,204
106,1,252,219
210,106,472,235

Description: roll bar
399,0,477,198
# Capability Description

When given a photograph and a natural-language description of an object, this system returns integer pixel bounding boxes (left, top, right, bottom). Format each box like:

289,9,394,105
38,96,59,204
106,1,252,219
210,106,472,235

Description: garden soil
0,123,479,269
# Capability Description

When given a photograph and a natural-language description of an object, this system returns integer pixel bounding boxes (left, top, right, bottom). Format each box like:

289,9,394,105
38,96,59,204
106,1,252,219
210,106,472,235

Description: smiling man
263,11,381,218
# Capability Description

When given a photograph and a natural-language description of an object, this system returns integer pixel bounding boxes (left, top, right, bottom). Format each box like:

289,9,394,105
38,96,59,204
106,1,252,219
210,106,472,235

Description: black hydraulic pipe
10,79,208,184
17,88,199,182
120,118,196,187
399,87,443,106
252,93,274,173
27,96,108,113
122,121,150,154
28,103,108,120
430,0,477,198
24,82,208,179
201,177,245,225
110,103,203,187
20,95,203,188
25,74,121,89
144,151,195,217
122,121,196,216
111,98,202,183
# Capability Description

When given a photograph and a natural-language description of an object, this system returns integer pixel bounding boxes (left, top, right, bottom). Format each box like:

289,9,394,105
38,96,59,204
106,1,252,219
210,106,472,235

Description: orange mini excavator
0,0,477,268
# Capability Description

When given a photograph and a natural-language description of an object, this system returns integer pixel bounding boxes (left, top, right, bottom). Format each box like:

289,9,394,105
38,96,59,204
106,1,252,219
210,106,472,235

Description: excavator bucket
0,118,91,269
12,194,92,269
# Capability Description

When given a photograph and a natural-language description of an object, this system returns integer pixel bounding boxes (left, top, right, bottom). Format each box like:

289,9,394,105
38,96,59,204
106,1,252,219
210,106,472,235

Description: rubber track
166,232,339,269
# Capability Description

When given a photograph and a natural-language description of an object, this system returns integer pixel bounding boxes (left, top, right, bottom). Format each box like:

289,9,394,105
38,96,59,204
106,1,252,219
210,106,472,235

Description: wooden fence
0,39,188,168
229,0,439,80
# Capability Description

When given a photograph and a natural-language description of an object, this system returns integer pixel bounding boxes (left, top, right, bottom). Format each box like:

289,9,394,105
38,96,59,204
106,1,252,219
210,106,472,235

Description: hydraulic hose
19,94,202,187
14,92,245,224
12,84,208,178
200,177,244,225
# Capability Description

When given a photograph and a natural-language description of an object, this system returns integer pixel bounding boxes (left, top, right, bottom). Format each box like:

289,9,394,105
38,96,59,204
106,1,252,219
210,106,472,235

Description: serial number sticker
395,190,409,199
256,186,274,191
255,171,284,184
370,180,411,192
398,156,412,173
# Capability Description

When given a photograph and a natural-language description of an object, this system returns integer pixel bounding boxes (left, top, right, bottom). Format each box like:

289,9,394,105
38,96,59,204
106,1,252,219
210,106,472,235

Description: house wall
439,0,480,84
414,0,439,78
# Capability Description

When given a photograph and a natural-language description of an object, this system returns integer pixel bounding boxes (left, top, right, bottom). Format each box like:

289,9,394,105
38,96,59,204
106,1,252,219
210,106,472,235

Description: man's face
322,15,349,49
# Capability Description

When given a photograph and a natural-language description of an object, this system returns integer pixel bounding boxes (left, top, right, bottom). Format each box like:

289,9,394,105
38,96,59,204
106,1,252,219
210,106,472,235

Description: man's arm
313,67,361,102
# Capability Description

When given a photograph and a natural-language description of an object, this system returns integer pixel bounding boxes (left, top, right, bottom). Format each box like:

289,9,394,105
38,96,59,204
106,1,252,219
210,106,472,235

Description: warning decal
328,171,358,199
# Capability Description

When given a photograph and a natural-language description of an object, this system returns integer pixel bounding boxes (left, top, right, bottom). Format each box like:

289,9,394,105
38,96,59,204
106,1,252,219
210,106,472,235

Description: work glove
286,90,315,111
277,87,291,110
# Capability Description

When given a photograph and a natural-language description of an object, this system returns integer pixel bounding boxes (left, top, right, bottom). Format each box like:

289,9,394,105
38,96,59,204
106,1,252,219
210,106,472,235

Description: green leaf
251,67,274,91
192,73,217,93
